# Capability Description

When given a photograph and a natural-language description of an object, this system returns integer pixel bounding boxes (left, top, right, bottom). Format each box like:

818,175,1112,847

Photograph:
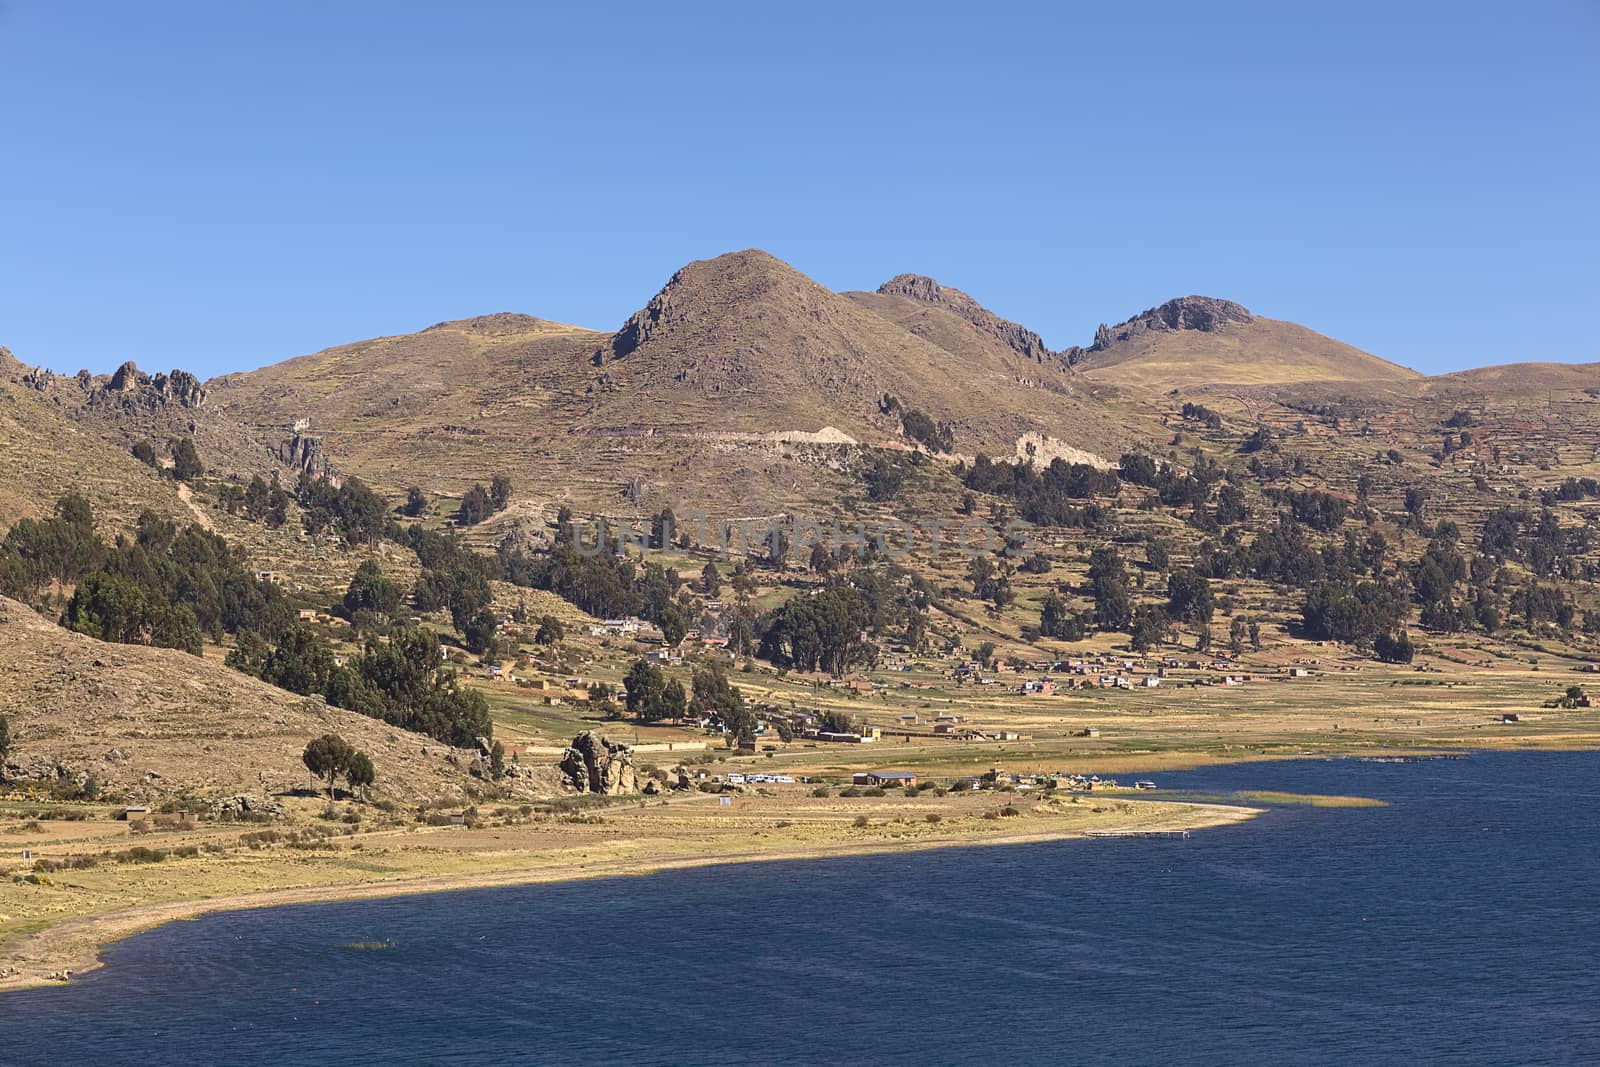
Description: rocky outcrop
277,433,332,478
1061,296,1252,367
2,755,91,793
153,369,206,407
102,362,207,409
1089,296,1252,353
209,794,287,821
602,277,677,363
877,273,1055,364
109,361,142,392
497,520,552,559
558,732,638,795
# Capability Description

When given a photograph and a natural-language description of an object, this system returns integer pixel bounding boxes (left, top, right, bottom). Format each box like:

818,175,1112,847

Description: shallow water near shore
5,750,1599,1066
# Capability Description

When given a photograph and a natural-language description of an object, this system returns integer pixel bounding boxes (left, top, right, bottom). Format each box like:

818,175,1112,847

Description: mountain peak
602,250,822,363
1142,295,1253,333
876,273,946,302
1089,296,1252,352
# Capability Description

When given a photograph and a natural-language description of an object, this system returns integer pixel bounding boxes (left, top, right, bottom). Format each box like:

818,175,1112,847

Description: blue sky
1,1,1595,378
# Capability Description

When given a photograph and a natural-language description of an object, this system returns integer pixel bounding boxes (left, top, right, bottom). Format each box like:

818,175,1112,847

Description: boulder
109,361,145,392
151,369,206,408
558,732,638,795
277,433,332,478
210,794,287,821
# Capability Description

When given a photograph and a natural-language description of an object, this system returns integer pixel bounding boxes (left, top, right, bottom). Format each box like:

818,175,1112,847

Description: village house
853,771,917,788
819,724,881,744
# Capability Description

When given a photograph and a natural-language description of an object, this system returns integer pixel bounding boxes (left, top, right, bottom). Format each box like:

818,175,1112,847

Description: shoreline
8,739,1591,996
0,800,1259,994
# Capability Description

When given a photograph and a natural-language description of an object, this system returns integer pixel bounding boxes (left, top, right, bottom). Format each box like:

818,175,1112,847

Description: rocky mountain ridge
874,273,1057,365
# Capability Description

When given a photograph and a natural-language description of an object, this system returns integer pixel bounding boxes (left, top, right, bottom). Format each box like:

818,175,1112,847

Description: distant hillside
1069,296,1421,392
208,251,1154,512
209,312,603,434
27,249,1598,525
1424,360,1600,399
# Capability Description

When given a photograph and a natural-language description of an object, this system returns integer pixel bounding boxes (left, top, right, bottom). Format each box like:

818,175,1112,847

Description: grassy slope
1078,316,1422,391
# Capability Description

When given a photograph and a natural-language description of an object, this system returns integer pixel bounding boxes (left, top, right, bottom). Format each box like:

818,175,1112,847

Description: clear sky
2,1,1596,379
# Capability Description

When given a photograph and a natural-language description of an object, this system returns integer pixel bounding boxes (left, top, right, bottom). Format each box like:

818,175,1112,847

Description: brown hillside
1424,361,1600,399
1071,296,1421,392
209,312,603,434
7,352,287,486
208,252,1153,513
578,250,1144,461
0,596,502,804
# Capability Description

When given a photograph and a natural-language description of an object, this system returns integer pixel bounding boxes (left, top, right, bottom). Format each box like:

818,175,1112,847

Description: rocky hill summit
103,361,208,409
598,248,832,367
1068,296,1254,364
875,273,1056,364
13,358,207,413
421,312,555,337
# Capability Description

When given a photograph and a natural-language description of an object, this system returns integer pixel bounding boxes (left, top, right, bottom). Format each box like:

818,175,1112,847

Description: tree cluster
302,733,376,799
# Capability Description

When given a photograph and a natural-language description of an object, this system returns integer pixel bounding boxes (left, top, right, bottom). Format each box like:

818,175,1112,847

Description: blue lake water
4,750,1599,1065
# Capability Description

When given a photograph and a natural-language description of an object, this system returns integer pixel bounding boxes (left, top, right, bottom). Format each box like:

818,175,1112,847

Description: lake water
4,751,1599,1065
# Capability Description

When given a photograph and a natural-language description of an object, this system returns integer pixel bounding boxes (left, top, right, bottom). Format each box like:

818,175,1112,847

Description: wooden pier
1085,829,1191,840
